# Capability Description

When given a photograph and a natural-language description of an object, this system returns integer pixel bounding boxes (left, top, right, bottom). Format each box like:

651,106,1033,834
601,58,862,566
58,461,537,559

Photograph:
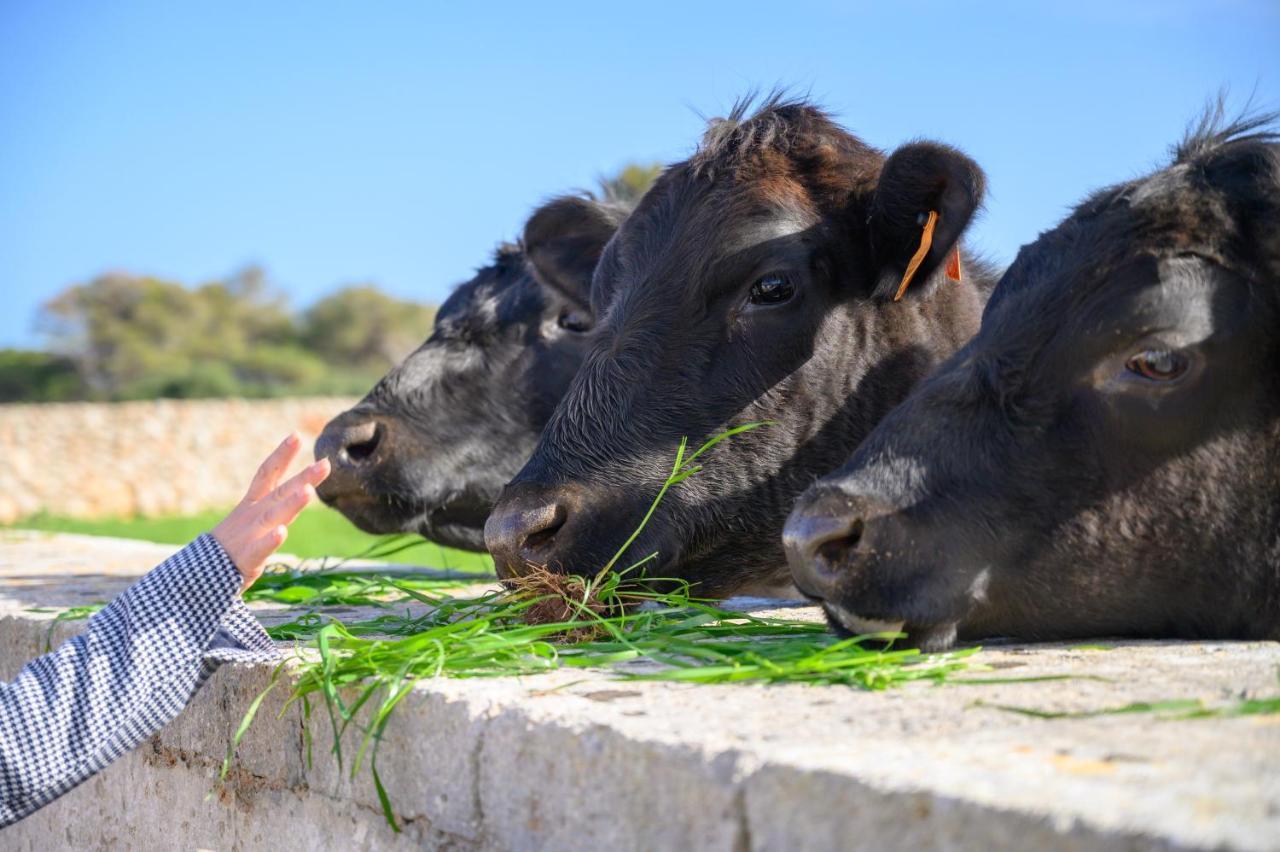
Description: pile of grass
232,576,975,830
222,423,982,829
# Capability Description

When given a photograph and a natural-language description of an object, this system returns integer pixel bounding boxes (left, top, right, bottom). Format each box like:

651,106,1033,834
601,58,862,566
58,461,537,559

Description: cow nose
783,489,889,601
484,483,570,580
315,415,384,470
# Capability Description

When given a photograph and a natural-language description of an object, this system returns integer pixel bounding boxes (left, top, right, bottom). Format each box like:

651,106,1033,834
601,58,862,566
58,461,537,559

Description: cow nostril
815,517,864,568
783,508,868,600
315,415,389,484
345,425,382,463
520,503,568,554
486,495,571,579
324,420,383,468
524,514,566,553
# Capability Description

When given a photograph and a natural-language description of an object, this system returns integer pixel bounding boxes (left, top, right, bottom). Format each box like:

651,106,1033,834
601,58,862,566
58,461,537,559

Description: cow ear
523,196,626,309
868,141,985,301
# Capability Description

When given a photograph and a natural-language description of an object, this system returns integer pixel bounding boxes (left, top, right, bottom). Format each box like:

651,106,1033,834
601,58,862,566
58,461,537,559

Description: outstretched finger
239,526,289,587
259,482,316,531
266,457,330,503
245,433,302,503
260,459,329,527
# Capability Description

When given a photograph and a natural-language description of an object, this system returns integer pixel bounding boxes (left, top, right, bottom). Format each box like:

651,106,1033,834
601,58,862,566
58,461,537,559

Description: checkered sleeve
0,534,280,827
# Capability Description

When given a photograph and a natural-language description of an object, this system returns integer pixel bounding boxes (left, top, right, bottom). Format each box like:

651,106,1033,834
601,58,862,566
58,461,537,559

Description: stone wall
0,397,357,523
1,532,1276,850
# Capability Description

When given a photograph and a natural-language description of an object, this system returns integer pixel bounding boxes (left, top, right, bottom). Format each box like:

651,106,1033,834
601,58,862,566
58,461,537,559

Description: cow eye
556,308,592,333
748,274,795,306
1125,349,1188,382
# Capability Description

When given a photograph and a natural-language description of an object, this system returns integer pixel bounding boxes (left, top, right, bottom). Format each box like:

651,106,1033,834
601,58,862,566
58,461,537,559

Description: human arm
0,434,328,826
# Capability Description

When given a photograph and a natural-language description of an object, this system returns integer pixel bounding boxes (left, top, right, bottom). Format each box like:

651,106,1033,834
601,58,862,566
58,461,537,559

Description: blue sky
1,1,1276,348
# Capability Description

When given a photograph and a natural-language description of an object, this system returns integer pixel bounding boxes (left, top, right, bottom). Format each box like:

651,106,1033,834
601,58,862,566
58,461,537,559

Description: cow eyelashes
1125,348,1189,382
556,308,592,333
748,273,796,306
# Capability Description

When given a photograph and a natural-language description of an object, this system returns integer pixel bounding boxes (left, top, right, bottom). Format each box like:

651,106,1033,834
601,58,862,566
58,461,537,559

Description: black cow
485,96,997,596
785,109,1280,649
314,194,630,551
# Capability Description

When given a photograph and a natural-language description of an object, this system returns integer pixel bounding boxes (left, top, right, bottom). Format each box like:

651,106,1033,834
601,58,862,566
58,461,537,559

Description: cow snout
484,482,572,580
784,488,895,601
315,415,384,471
313,411,392,508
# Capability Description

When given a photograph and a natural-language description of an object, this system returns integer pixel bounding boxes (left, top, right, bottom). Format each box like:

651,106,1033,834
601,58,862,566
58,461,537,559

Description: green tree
0,350,84,402
41,267,298,399
300,286,437,372
33,270,438,401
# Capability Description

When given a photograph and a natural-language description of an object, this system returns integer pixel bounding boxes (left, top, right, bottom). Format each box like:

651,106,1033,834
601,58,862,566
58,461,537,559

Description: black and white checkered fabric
0,534,279,827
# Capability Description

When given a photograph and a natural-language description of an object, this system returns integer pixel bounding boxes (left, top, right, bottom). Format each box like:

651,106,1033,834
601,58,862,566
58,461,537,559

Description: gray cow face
315,196,628,550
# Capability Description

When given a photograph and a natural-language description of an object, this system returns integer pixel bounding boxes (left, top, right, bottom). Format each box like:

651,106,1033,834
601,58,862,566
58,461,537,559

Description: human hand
211,433,331,591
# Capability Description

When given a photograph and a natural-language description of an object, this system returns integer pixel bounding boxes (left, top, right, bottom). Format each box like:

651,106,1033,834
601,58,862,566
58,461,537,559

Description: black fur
313,194,630,550
785,106,1280,648
485,97,997,596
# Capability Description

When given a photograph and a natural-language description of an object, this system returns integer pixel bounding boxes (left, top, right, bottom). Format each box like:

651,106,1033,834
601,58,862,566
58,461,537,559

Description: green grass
234,579,976,832
218,423,986,832
8,505,494,573
973,693,1280,720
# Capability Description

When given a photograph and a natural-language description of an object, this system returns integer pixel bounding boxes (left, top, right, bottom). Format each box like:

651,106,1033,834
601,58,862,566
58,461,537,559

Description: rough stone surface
1,532,1277,851
0,397,356,522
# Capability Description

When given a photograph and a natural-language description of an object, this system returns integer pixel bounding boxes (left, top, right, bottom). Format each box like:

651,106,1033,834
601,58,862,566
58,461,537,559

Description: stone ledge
0,531,1277,851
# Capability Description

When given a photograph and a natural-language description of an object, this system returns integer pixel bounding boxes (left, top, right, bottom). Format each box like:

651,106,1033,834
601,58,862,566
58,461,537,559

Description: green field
10,505,494,573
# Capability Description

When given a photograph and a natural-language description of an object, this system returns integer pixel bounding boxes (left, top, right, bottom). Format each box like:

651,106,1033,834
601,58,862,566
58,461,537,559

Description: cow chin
417,510,488,552
815,551,985,651
320,482,492,552
321,492,427,536
822,602,960,651
821,603,906,637
640,542,796,601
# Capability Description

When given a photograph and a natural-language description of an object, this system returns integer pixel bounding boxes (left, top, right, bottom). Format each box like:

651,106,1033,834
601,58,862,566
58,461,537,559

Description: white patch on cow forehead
721,213,813,256
1130,256,1226,344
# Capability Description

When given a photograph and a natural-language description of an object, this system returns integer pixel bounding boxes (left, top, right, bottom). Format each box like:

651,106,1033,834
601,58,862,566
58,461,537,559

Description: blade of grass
597,421,772,577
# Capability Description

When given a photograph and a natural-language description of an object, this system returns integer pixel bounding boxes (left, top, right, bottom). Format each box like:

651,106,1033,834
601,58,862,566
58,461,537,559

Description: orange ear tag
945,247,962,282
893,209,938,302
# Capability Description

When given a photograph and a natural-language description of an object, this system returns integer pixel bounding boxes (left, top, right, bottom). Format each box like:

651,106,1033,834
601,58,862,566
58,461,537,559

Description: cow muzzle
484,481,579,581
785,488,899,599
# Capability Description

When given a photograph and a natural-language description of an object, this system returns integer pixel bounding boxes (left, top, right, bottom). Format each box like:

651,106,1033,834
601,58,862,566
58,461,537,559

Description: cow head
785,109,1280,648
486,97,993,596
314,195,629,550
